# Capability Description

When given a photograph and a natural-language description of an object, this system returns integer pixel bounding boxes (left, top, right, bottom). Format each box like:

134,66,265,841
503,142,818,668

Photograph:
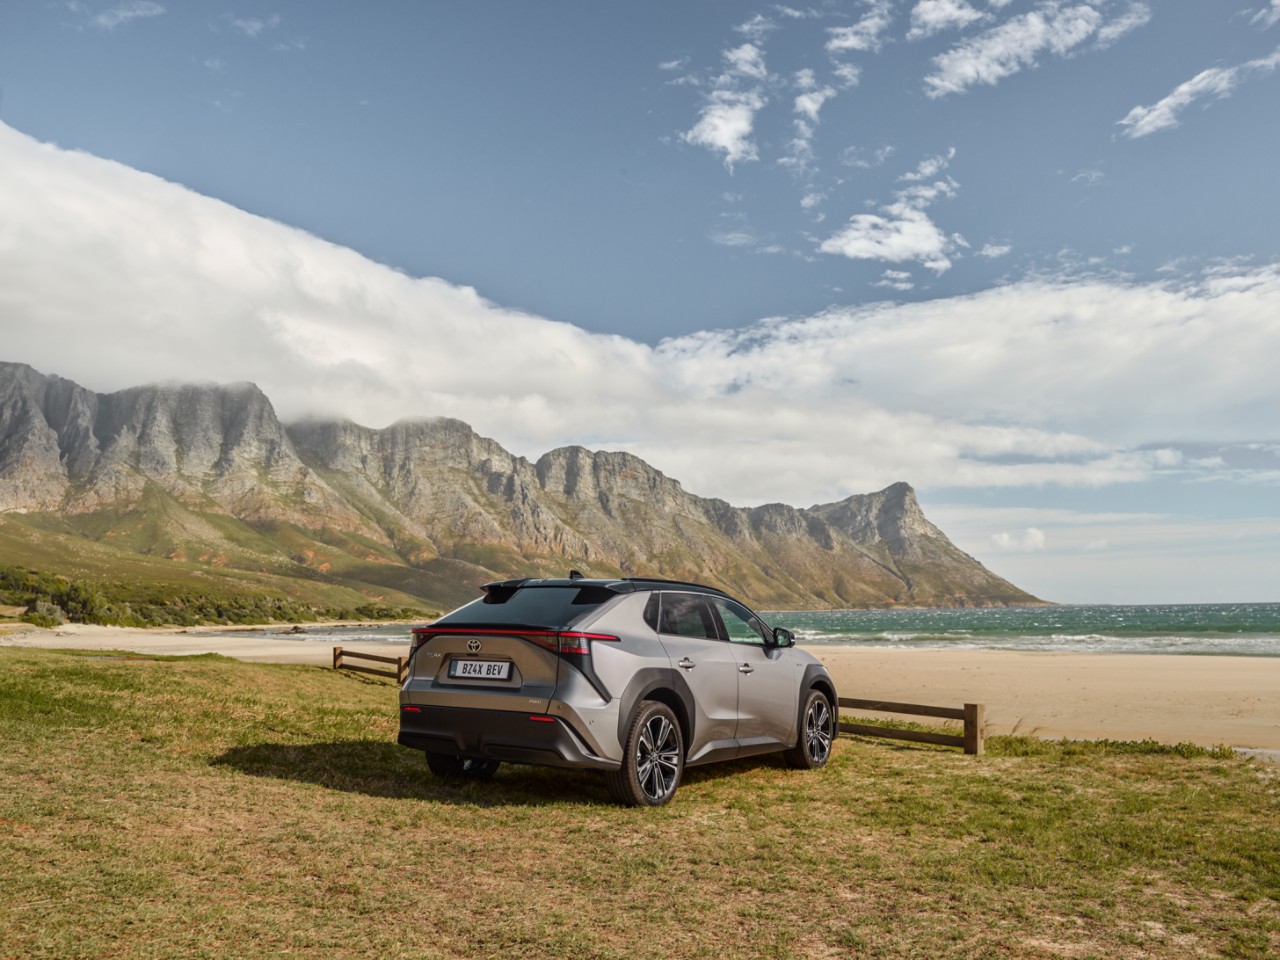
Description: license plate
448,658,511,681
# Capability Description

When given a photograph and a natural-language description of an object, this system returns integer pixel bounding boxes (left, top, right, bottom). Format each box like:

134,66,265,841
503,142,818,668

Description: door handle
738,664,755,674
678,657,696,670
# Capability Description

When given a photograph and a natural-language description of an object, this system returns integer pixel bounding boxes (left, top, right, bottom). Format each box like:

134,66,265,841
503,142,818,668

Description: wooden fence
839,697,985,756
333,646,409,684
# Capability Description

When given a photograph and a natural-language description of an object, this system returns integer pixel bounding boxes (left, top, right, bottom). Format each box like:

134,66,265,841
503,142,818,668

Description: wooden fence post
964,702,985,756
839,697,985,755
333,647,408,682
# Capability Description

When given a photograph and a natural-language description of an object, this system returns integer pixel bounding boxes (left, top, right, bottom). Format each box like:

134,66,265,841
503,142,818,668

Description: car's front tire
606,700,684,807
784,688,835,769
425,752,501,780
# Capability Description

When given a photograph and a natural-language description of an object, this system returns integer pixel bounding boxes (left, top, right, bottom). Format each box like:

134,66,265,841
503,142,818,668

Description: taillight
555,631,619,655
550,632,618,701
409,628,431,655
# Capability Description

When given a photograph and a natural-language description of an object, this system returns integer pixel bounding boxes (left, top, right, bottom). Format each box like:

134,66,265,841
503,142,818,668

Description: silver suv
398,575,837,806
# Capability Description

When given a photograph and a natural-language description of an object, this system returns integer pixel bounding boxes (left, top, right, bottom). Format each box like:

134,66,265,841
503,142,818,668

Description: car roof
479,575,733,600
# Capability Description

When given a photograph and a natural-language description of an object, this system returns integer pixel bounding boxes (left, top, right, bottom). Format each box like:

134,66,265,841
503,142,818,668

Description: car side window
656,593,719,640
712,598,771,646
643,593,660,632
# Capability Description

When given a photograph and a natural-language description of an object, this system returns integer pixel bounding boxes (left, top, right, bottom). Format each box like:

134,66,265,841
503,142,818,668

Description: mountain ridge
0,361,1042,611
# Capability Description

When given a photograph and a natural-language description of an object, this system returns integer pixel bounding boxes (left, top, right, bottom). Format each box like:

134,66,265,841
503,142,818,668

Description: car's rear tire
425,752,501,780
606,700,684,807
784,688,835,769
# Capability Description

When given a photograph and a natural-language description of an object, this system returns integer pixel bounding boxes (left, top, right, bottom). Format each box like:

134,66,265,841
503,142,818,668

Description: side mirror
771,627,795,648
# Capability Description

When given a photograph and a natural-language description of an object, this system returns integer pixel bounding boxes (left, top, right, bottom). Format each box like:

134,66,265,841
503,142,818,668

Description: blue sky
2,1,1279,603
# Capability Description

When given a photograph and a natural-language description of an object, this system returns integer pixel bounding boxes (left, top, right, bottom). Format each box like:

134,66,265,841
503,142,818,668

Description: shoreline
2,622,1278,751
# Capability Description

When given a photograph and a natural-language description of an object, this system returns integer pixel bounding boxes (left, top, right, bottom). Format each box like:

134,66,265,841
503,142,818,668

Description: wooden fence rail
333,646,409,684
839,697,985,756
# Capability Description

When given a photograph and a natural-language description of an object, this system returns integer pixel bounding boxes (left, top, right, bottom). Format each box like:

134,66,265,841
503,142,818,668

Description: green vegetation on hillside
1,648,1276,959
0,564,426,628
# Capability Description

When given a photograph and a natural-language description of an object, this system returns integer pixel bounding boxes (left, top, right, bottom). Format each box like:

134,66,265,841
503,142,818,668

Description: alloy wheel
636,713,681,802
804,696,833,764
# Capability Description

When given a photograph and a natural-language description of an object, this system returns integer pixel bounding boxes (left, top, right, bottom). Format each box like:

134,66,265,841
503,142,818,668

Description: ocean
770,603,1280,656
226,602,1280,657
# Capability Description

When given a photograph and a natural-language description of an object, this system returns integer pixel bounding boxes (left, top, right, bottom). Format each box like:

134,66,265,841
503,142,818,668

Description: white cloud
203,58,225,71
978,243,1012,258
735,13,777,42
684,90,766,170
991,527,1047,551
907,0,990,41
683,43,771,170
820,204,956,273
924,3,1103,97
658,57,689,71
1117,47,1280,138
784,84,839,177
794,86,836,123
93,1,164,30
230,14,281,38
776,5,822,18
1094,2,1150,48
841,144,895,168
724,42,768,80
709,226,760,248
1254,1,1280,29
832,63,862,88
875,269,915,291
826,1,894,53
4,123,1280,512
822,153,961,272
899,147,955,181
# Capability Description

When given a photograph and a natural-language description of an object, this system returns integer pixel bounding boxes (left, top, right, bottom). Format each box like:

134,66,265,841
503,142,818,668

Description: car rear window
439,585,617,629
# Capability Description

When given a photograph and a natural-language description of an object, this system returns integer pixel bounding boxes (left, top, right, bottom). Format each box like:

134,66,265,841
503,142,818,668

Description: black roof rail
476,575,734,599
621,577,733,597
478,576,639,595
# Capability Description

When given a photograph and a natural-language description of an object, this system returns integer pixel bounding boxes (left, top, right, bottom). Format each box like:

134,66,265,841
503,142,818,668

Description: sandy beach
3,622,1278,751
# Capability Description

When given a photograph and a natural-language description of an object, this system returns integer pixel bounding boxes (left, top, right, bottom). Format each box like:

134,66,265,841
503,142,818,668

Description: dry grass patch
1,648,1277,959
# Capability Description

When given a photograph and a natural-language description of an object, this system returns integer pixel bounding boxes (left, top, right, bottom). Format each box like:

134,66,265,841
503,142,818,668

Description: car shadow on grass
211,739,619,807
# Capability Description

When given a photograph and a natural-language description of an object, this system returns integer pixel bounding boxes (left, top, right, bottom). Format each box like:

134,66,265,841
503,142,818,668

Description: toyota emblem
467,638,482,653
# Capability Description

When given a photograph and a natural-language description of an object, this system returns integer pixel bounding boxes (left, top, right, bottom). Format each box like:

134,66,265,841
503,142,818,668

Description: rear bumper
398,705,620,772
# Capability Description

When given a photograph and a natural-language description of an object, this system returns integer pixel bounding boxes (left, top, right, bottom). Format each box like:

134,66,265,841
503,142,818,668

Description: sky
1,0,1279,604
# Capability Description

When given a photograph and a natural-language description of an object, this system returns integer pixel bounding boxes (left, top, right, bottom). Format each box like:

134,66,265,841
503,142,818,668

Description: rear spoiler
478,576,637,603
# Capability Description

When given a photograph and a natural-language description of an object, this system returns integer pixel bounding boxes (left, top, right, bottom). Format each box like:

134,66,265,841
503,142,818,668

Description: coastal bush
0,564,426,628
20,598,65,628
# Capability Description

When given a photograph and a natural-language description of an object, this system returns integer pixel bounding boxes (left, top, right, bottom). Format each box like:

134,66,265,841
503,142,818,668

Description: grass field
1,648,1277,959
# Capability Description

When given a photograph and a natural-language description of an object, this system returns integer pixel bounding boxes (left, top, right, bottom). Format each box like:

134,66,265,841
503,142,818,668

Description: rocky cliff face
0,362,1040,609
0,362,362,528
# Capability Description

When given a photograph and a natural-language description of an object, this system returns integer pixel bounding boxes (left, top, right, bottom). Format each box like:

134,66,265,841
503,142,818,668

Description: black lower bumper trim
398,705,619,772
